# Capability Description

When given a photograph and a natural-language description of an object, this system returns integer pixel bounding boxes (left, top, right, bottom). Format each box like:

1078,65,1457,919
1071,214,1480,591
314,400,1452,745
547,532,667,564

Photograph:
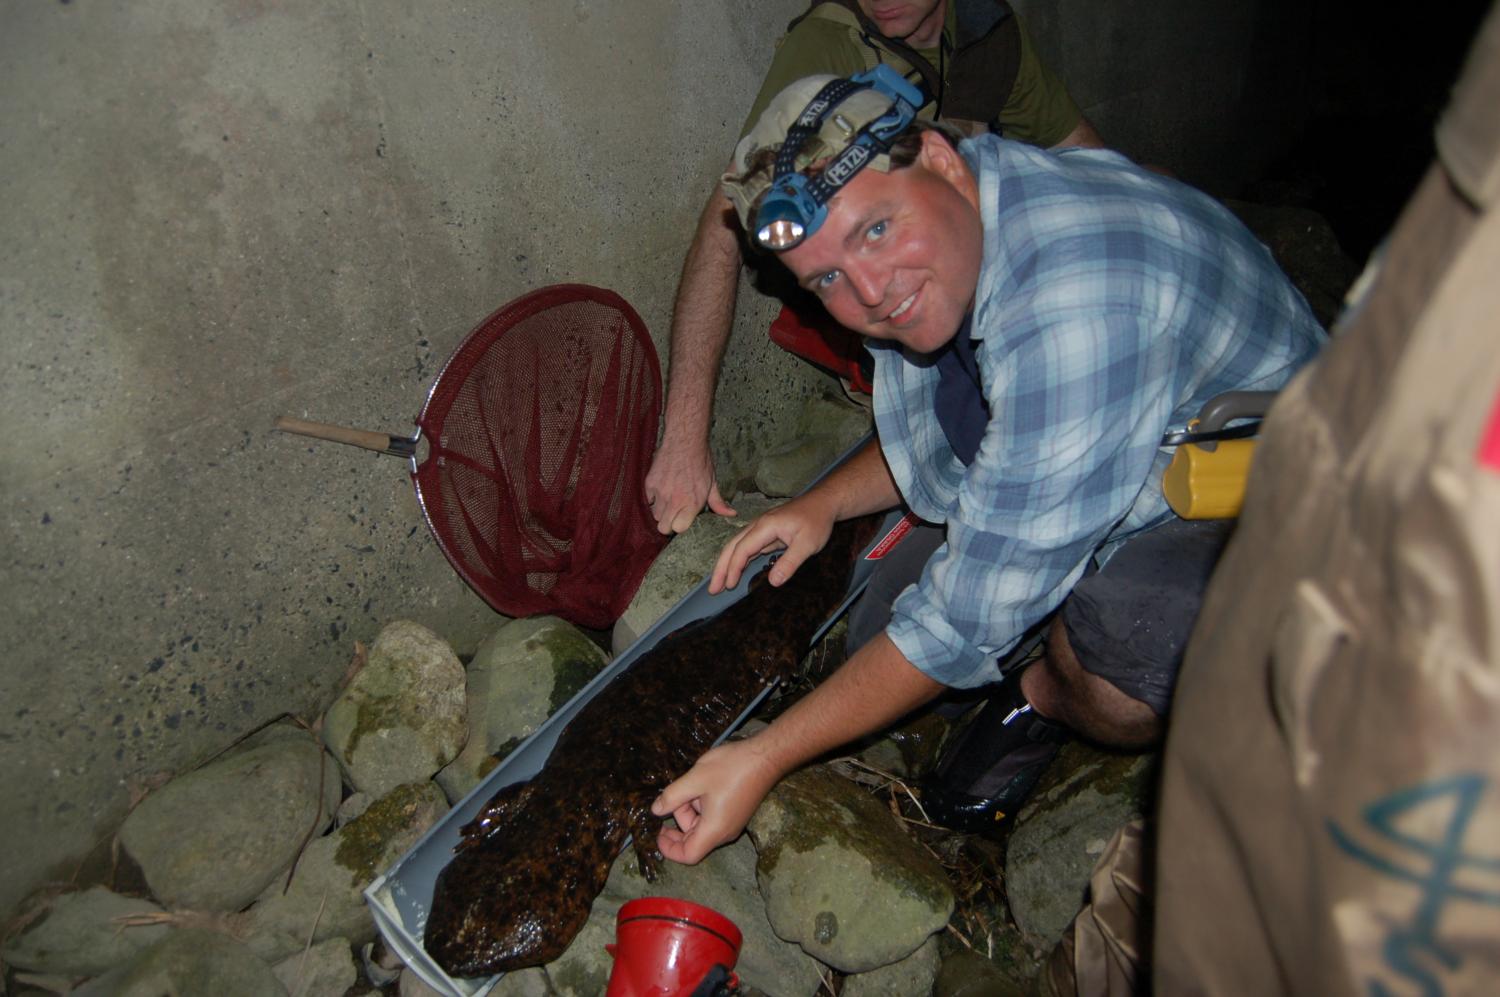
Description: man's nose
845,260,887,309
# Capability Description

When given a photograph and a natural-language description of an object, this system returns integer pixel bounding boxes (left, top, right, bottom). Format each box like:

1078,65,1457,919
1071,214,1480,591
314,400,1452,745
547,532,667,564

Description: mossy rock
749,765,954,972
1004,742,1157,948
437,616,609,803
322,621,467,797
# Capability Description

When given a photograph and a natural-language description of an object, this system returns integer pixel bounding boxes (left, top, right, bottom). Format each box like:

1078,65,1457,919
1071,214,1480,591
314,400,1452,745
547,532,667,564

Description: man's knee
1036,519,1234,744
1026,616,1163,749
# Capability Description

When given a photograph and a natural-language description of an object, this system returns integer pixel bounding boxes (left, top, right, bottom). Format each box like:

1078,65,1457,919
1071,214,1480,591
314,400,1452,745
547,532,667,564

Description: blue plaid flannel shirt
871,136,1324,688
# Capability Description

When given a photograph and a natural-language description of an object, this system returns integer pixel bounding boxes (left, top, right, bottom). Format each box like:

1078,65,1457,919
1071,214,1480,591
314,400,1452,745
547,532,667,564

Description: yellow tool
1162,392,1276,520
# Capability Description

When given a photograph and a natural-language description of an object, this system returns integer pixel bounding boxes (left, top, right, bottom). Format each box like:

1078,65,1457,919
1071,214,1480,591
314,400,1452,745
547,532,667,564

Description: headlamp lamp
753,65,924,251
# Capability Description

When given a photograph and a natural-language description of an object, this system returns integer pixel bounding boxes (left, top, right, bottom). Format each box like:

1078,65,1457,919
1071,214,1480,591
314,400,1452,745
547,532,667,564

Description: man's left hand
651,737,783,864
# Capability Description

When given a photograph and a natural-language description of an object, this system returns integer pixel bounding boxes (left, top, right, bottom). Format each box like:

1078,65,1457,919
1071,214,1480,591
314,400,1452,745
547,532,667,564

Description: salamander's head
427,855,588,976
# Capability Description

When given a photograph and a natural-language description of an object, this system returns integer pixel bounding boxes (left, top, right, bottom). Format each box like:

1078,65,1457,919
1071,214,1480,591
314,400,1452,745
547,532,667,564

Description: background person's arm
646,17,894,534
645,187,743,534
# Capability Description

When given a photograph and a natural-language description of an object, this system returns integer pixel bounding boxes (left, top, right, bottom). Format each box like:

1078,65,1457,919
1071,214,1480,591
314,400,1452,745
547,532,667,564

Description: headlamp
752,65,923,252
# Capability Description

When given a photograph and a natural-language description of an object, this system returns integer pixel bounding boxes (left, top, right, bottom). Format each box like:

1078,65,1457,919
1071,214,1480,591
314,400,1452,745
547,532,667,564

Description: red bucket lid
616,897,743,951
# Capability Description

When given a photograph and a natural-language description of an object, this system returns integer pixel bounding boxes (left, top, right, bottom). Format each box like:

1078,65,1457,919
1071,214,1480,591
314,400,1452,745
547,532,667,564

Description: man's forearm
660,189,744,447
811,437,903,520
753,632,945,776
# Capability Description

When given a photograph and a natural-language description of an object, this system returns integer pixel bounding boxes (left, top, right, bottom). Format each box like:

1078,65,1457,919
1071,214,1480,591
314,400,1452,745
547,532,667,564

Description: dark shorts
846,517,1234,717
1061,517,1234,716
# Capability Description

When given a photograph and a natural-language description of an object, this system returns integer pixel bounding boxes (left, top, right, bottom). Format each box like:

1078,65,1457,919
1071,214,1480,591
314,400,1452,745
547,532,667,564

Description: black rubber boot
920,667,1069,834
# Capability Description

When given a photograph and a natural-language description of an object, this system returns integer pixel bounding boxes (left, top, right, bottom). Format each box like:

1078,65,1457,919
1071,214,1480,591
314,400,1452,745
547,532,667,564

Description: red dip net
412,285,668,630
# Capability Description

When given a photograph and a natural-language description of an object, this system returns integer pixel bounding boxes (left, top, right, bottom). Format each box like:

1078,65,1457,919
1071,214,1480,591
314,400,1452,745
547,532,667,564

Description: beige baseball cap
721,74,910,234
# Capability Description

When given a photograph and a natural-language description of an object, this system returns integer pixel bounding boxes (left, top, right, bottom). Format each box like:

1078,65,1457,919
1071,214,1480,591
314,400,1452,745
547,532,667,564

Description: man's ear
916,129,975,192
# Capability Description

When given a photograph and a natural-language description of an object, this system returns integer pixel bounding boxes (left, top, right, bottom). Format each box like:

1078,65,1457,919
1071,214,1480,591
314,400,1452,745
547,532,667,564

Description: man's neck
905,0,947,51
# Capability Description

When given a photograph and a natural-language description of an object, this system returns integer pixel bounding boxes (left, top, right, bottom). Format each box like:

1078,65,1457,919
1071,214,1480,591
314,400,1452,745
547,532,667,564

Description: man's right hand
644,437,736,535
708,495,836,595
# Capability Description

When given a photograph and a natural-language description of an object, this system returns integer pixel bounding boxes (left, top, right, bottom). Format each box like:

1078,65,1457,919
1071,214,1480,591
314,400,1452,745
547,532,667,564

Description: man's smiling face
780,130,983,355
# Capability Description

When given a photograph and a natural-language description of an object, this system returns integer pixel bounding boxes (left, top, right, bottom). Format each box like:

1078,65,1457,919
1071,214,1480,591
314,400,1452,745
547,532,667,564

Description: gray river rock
749,764,955,973
843,933,942,996
1004,742,1157,948
0,886,172,977
241,780,448,963
610,493,778,654
322,620,468,797
118,732,340,912
271,936,357,997
72,928,286,997
436,615,610,803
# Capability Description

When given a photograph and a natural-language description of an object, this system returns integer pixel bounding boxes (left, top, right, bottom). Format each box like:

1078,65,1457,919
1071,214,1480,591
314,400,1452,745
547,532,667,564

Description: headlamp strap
772,66,921,205
773,77,864,180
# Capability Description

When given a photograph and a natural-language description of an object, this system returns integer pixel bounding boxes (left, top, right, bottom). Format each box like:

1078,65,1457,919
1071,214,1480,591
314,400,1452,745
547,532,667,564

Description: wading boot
920,667,1069,834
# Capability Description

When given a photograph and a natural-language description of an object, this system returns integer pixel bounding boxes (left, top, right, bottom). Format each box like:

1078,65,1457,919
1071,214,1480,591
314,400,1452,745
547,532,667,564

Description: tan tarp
1051,4,1500,993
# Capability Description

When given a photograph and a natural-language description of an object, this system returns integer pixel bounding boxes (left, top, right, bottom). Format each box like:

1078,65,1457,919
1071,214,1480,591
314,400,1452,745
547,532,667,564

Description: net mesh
412,285,667,629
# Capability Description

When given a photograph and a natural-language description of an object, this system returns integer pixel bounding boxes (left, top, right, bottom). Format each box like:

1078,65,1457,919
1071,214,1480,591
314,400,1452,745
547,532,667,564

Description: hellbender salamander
425,513,884,976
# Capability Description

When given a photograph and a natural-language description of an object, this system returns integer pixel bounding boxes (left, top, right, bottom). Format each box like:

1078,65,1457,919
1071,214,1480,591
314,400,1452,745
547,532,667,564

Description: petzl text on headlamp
753,65,924,251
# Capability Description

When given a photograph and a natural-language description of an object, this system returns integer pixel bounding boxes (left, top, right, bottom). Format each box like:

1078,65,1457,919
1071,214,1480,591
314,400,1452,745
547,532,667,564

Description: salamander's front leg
628,803,666,881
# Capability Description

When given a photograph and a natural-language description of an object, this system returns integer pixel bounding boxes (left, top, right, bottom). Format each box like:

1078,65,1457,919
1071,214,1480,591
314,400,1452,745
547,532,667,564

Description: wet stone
240,781,448,963
0,887,172,977
322,620,467,797
437,615,609,804
842,933,942,996
271,936,356,997
118,733,340,911
1004,742,1157,948
72,928,285,997
749,764,954,973
932,946,1029,997
611,494,779,654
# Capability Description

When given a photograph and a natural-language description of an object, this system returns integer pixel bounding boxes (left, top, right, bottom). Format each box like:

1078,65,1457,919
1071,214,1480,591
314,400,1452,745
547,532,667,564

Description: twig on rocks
829,755,940,827
336,640,369,699
828,755,902,787
895,780,931,822
111,911,177,930
917,837,947,865
946,921,974,950
281,715,332,895
291,892,329,997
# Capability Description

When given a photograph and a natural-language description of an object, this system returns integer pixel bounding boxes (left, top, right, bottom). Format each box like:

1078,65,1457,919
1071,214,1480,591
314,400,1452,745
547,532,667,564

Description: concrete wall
0,0,815,917
0,0,1313,916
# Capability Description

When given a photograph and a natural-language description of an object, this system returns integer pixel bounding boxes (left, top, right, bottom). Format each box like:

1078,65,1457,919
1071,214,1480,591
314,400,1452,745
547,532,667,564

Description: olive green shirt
741,3,1081,147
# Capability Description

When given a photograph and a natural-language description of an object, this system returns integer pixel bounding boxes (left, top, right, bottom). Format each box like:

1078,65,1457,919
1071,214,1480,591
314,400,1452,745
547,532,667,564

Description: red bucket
605,897,742,997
